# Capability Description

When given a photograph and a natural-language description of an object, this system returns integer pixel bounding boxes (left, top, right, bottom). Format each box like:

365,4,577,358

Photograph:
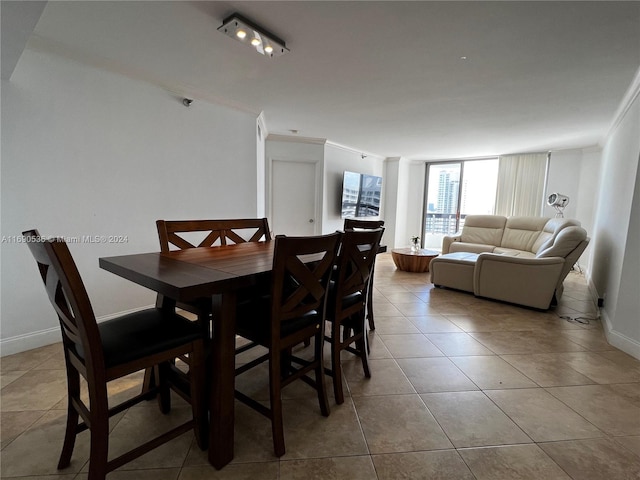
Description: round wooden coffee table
391,248,440,272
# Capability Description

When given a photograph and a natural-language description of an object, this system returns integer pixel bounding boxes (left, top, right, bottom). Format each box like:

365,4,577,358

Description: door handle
309,219,314,223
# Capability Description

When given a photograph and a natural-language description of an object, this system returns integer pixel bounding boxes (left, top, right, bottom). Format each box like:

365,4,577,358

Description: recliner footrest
429,252,478,292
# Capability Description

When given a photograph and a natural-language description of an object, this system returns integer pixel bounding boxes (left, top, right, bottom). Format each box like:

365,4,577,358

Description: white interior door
271,160,317,236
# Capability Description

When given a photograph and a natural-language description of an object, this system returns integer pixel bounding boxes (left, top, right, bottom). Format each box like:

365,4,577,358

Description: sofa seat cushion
436,252,479,263
492,248,536,258
450,242,496,254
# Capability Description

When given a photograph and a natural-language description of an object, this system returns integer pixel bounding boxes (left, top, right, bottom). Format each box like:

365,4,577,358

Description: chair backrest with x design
156,218,271,252
332,228,384,320
269,232,342,343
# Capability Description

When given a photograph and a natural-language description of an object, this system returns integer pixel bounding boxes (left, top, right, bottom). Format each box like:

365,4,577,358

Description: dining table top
99,240,276,301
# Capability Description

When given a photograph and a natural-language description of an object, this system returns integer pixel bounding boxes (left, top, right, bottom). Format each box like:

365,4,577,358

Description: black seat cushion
327,281,364,312
235,295,321,344
94,309,203,368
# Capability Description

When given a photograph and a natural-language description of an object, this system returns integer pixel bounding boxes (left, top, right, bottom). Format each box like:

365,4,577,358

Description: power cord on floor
556,266,601,326
558,314,595,325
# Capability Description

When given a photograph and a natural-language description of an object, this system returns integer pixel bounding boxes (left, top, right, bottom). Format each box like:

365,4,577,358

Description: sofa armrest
442,234,461,254
473,253,565,310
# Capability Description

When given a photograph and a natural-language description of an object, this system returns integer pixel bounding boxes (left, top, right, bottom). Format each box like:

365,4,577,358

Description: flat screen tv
341,171,382,218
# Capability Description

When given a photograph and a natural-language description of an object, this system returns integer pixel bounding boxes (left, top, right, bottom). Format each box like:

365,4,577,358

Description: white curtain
494,153,548,216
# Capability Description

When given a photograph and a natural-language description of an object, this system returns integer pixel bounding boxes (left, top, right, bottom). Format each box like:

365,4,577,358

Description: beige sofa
430,215,589,309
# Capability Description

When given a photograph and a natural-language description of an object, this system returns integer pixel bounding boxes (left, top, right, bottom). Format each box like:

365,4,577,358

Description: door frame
267,156,322,236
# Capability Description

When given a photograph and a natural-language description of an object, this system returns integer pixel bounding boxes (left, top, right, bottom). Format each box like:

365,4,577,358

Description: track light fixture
218,13,289,58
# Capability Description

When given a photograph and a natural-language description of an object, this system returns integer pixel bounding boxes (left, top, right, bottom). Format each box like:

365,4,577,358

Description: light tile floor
2,253,640,479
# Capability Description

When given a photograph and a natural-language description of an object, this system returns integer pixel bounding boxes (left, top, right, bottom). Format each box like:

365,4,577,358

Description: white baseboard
0,326,62,357
600,309,640,360
586,274,640,360
586,275,600,307
0,305,154,357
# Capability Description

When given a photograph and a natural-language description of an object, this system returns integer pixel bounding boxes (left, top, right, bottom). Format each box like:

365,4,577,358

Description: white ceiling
4,1,640,160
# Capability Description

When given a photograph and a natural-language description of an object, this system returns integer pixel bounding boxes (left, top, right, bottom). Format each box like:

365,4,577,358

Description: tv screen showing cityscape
341,171,382,218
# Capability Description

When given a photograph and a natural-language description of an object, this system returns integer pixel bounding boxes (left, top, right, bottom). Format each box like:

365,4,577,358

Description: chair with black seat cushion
325,227,384,404
23,229,207,480
343,219,384,331
234,232,342,457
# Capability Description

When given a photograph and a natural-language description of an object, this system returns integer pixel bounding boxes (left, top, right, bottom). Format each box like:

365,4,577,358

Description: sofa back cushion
532,218,581,254
460,215,507,246
536,226,587,258
501,216,550,253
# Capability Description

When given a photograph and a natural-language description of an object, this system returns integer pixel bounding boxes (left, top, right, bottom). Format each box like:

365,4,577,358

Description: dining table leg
208,291,237,469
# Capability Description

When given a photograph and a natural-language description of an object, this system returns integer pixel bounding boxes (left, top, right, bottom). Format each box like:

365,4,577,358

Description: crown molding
606,65,640,140
266,133,327,145
325,140,385,160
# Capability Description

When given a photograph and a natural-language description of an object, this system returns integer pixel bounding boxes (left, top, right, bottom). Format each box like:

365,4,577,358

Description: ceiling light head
218,13,289,58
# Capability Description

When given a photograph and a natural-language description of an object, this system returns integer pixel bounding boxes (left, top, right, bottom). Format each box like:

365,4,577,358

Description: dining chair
156,218,271,252
343,219,385,331
155,217,272,326
325,227,384,404
233,232,342,457
23,229,207,480
154,218,272,395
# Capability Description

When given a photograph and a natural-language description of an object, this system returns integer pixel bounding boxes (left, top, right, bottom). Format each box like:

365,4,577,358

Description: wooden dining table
99,241,278,469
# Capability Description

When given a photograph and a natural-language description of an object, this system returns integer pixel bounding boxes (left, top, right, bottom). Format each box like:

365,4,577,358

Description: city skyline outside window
423,158,499,249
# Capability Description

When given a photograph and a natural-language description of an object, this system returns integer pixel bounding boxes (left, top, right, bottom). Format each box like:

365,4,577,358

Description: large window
422,159,499,249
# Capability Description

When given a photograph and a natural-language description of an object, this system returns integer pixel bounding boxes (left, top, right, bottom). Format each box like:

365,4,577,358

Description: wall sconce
218,13,289,58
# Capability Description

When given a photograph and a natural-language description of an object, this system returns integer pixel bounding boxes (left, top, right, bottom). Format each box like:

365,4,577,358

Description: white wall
256,114,268,217
545,147,602,272
383,157,412,248
545,150,582,221
590,76,640,358
575,147,602,240
1,49,259,354
406,162,426,246
323,143,385,234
